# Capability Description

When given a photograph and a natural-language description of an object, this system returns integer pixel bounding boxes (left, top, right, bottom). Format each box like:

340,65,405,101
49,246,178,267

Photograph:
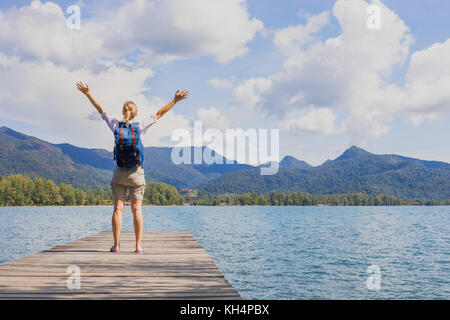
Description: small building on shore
179,188,198,197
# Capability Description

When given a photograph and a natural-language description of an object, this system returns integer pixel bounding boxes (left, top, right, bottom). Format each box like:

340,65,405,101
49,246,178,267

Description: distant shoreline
2,174,449,207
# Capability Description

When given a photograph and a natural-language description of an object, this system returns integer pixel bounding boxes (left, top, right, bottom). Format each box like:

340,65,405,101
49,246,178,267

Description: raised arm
156,90,190,119
76,81,104,114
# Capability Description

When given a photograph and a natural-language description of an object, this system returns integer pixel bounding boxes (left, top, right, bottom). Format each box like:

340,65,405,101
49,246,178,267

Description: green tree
32,176,52,205
59,183,76,205
144,181,184,205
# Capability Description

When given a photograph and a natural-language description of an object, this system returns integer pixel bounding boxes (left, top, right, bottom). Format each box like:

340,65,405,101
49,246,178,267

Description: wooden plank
0,262,219,268
0,231,241,300
0,293,242,300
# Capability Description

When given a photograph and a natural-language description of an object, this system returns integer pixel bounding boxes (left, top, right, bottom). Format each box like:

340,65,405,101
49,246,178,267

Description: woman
76,81,189,253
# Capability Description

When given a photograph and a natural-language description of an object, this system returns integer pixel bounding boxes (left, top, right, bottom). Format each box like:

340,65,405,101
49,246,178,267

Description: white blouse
101,111,158,137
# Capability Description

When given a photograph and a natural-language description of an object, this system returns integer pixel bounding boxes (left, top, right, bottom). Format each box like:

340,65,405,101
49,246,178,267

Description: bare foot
135,243,145,253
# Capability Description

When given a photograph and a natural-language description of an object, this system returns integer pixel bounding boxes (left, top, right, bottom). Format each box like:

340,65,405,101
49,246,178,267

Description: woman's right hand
76,81,90,95
77,81,103,113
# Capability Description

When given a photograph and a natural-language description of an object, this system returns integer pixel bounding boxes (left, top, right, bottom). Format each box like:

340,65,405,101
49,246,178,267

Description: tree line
1,174,448,206
190,191,450,206
0,174,183,206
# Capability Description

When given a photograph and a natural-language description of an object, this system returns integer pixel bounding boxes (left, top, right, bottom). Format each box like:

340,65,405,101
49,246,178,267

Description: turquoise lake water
0,206,448,299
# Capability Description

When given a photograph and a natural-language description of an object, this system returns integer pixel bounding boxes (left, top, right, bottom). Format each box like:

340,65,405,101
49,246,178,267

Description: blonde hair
122,101,138,121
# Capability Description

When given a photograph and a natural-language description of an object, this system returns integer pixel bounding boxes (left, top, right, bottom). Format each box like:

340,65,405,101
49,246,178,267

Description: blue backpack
113,121,144,167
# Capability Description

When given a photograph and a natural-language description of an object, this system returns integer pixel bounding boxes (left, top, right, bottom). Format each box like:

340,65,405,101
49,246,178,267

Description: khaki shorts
111,165,146,201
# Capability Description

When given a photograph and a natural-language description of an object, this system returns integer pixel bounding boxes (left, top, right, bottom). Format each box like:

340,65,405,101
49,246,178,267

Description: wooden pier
0,231,241,300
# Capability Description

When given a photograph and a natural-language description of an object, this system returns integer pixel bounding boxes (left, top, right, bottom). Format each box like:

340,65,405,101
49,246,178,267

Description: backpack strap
119,127,126,167
131,126,139,167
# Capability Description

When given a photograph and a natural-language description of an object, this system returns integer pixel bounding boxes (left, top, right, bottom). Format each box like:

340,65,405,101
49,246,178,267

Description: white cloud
114,0,264,64
406,113,439,128
208,76,237,89
233,0,448,144
232,77,272,111
273,11,330,57
0,1,112,69
281,108,336,136
0,0,263,68
196,107,228,131
401,39,450,114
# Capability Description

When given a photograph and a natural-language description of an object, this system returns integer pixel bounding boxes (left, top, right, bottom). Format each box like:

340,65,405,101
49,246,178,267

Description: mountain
279,155,312,169
335,145,371,160
199,146,450,199
331,146,449,168
54,143,114,171
0,126,253,189
258,155,312,170
0,126,112,189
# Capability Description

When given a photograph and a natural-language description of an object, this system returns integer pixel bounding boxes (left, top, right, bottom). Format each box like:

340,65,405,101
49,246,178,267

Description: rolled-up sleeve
140,114,158,135
101,111,119,133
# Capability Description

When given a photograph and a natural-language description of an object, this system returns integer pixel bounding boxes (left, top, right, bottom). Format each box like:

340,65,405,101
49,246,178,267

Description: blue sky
0,0,449,166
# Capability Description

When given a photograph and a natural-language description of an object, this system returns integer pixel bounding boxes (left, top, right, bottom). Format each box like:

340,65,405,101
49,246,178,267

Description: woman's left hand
174,90,190,102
